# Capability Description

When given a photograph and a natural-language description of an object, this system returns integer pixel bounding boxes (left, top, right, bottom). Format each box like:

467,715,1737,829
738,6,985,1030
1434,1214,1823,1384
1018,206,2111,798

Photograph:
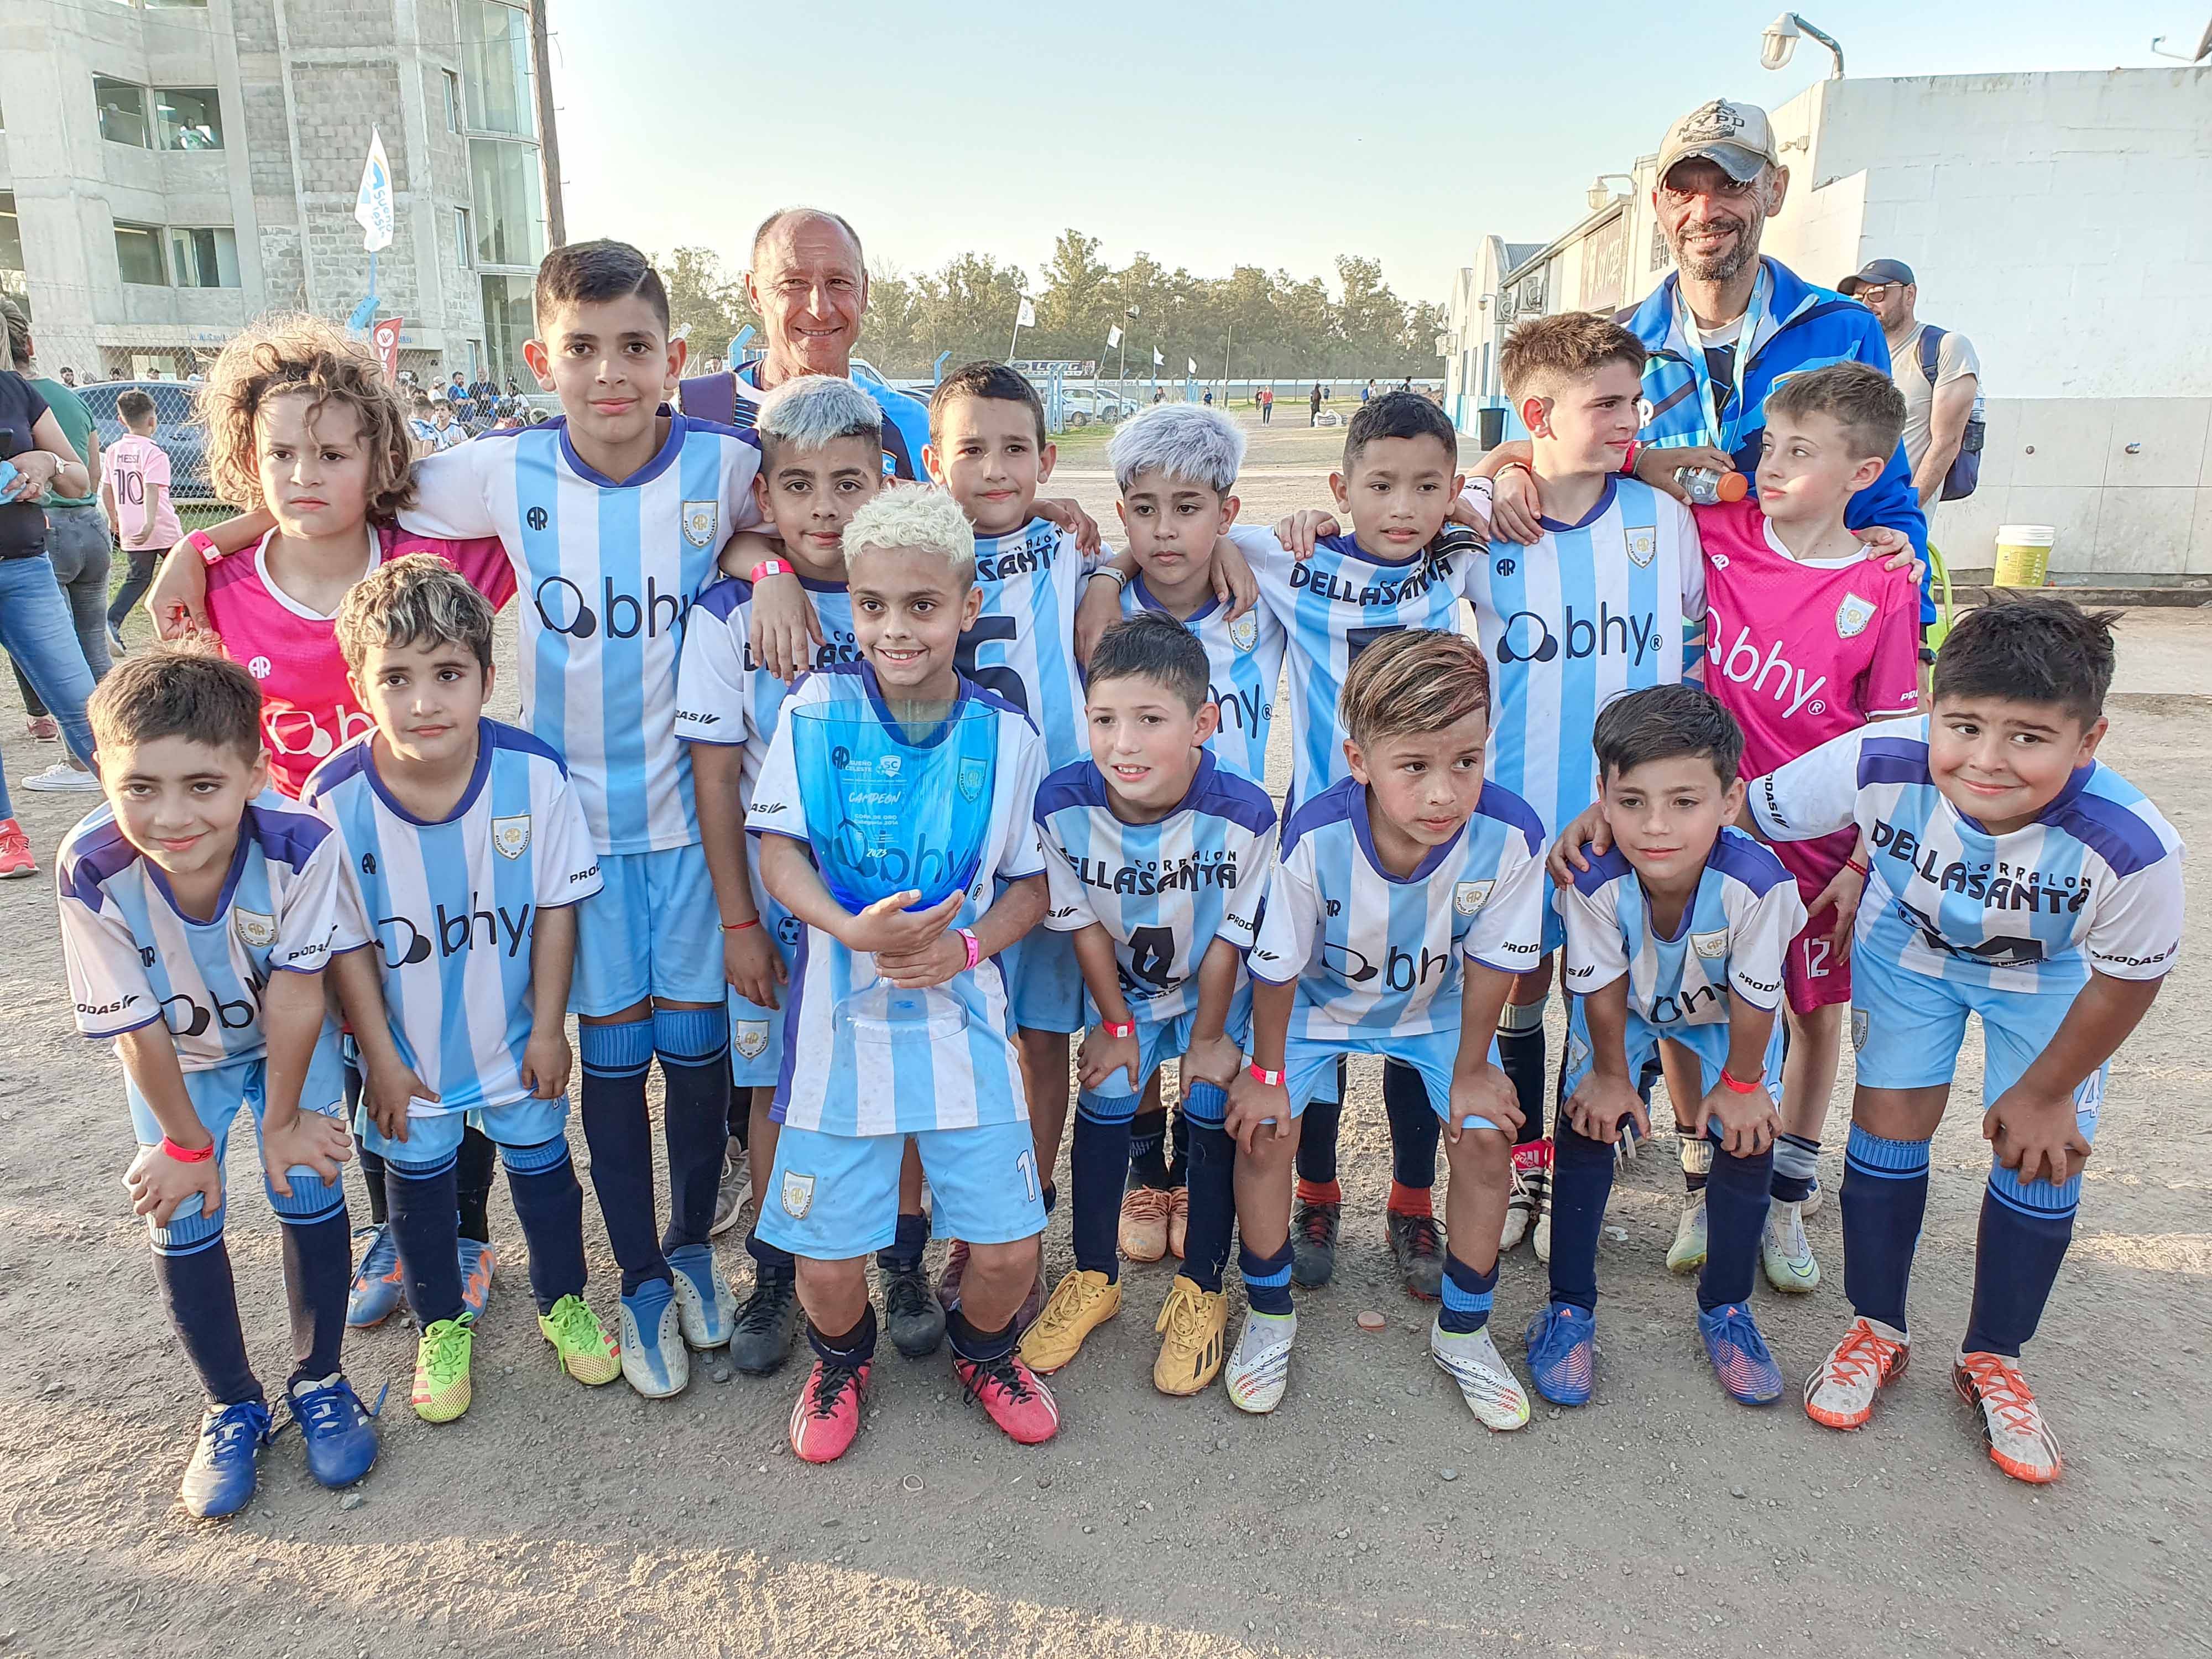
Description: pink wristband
1100,1020,1136,1039
161,1136,215,1164
187,529,222,565
750,558,793,583
1718,1067,1761,1095
1248,1063,1285,1087
958,928,980,972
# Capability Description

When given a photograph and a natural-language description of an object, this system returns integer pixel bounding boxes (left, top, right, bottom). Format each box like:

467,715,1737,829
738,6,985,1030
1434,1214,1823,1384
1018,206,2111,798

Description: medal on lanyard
1674,268,1767,454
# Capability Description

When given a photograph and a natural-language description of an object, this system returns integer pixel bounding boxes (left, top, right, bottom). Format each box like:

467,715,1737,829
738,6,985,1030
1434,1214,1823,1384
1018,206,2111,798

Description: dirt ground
1,409,2205,1658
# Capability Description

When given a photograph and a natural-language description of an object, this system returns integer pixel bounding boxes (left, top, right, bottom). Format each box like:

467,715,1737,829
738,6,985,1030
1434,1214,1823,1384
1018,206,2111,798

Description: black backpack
1918,326,1984,501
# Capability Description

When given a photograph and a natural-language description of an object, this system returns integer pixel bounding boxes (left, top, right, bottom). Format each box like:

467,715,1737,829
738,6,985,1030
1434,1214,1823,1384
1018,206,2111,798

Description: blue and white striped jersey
749,662,1049,1135
1035,751,1279,1024
1249,776,1546,1040
676,573,859,801
1560,829,1803,1081
1463,476,1707,841
1236,523,1480,809
56,794,364,1069
398,414,762,857
301,722,602,1114
1749,717,2185,990
1119,573,1287,785
965,516,1095,774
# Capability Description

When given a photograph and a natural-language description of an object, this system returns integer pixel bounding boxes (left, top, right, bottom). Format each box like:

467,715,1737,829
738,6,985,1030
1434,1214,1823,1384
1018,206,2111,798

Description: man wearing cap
1841,258,1982,510
1476,97,1927,613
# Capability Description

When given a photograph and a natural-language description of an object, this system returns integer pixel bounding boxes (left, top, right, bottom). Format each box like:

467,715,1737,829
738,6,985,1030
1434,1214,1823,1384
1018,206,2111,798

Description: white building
1441,67,2212,580
0,0,552,385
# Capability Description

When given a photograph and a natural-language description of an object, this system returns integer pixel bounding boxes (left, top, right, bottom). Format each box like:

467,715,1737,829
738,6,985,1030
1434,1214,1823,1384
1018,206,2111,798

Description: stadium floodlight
1762,12,1844,77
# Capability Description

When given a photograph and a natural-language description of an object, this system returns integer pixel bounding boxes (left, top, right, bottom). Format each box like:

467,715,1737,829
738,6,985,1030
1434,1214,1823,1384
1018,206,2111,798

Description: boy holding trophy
749,484,1058,1463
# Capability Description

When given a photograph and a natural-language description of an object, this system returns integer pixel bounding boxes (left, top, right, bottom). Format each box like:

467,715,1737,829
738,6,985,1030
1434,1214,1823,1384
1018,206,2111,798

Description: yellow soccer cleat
411,1315,474,1424
1151,1274,1228,1396
539,1293,623,1386
1016,1269,1121,1374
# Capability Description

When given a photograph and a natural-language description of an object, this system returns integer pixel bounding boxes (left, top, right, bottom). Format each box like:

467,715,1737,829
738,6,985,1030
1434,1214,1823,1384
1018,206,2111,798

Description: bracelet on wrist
1247,1063,1285,1087
1846,857,1869,875
722,918,758,932
958,928,981,972
749,558,794,583
186,529,222,565
1494,459,1534,482
1100,1019,1136,1039
1086,567,1128,591
161,1136,215,1164
1718,1067,1761,1095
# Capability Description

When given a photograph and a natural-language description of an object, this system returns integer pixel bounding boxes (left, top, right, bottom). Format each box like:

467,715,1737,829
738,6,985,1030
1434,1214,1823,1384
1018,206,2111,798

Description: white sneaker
1224,1308,1296,1413
618,1290,691,1399
667,1245,735,1348
709,1136,753,1237
1800,1173,1824,1217
21,761,98,792
1430,1321,1531,1431
1531,1175,1554,1264
1666,1194,1708,1275
1761,1199,1820,1292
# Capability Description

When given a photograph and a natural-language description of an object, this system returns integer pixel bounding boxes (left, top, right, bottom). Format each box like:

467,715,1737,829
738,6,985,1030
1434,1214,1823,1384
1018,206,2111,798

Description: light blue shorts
1283,1026,1504,1134
1004,926,1085,1035
357,1091,571,1170
1850,951,2107,1126
757,1118,1046,1259
1075,990,1253,1124
125,1025,351,1255
728,886,801,1089
1562,998,1787,1136
571,844,725,1016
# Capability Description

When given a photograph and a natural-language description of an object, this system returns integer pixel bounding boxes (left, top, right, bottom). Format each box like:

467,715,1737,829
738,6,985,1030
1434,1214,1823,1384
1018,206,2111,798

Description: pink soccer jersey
1697,498,1921,782
204,521,515,797
104,433,181,550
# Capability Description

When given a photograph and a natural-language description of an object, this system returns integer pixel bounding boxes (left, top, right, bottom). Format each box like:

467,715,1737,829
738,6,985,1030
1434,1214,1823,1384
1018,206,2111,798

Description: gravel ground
0,410,2203,1657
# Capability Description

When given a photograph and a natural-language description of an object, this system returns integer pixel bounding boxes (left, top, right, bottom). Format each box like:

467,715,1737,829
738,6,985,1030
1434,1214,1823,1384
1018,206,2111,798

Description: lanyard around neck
1672,265,1768,453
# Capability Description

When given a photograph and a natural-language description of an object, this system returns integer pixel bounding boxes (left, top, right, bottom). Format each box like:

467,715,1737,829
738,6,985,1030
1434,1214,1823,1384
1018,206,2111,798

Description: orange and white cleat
1803,1316,1911,1430
1118,1187,1172,1264
1953,1350,2062,1483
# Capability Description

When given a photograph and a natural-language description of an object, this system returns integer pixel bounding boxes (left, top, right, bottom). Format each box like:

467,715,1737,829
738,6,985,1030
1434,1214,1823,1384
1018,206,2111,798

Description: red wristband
958,928,981,972
750,558,793,583
1847,857,1869,875
161,1136,215,1164
722,918,758,932
1248,1063,1285,1087
1100,1020,1136,1039
1718,1067,1761,1095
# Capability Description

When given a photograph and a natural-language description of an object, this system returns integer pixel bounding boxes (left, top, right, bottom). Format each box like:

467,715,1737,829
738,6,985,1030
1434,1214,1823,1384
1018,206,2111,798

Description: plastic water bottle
1675,466,1747,505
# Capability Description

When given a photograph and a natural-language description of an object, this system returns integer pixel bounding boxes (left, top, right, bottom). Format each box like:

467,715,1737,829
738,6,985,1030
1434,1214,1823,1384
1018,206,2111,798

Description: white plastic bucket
1994,524,2056,589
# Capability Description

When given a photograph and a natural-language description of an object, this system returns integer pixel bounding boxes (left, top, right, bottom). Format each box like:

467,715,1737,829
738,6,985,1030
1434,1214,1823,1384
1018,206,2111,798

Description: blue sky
550,1,2193,305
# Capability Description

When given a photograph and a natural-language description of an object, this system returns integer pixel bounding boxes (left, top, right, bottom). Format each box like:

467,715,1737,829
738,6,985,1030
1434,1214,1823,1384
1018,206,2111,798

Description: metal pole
529,0,566,248
1008,317,1022,363
1222,321,1233,404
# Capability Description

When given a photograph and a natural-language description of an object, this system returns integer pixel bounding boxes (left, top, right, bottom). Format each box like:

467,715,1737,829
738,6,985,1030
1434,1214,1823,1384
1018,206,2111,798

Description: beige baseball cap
1657,98,1779,185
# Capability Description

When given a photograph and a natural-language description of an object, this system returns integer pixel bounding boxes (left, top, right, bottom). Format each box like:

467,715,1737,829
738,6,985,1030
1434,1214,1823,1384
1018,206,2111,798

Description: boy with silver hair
679,375,947,1373
1093,403,1287,1266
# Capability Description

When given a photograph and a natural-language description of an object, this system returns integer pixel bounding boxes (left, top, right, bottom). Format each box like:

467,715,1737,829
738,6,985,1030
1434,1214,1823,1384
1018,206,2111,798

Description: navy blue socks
154,1240,261,1407
1070,1103,1133,1280
653,1005,732,1256
1383,1058,1439,1191
1964,1159,2080,1357
1239,1239,1295,1316
1771,1132,1820,1204
279,1210,353,1388
1439,1251,1498,1334
1840,1125,1931,1332
503,1137,590,1314
578,1016,666,1293
1546,1110,1615,1313
385,1155,465,1326
1180,1121,1236,1295
1698,1140,1773,1311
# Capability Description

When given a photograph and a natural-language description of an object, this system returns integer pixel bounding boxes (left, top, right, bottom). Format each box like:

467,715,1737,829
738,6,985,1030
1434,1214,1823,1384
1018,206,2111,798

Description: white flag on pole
1016,296,1036,328
1152,349,1164,367
1107,325,1123,349
354,127,395,253
1187,358,1197,375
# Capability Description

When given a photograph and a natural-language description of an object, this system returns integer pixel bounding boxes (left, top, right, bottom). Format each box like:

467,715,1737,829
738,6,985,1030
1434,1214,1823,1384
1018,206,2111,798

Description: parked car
76,379,215,500
1061,388,1139,428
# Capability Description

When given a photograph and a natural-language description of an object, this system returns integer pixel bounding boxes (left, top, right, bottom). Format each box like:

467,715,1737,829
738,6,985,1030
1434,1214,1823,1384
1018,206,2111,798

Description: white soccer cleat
1224,1308,1296,1414
618,1291,691,1399
1761,1199,1820,1293
1430,1321,1531,1432
1954,1350,2063,1484
1666,1194,1708,1275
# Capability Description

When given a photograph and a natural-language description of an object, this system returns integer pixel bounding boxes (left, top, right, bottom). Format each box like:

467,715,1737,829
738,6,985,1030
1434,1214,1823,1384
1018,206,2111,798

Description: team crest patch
1624,526,1657,568
1691,929,1729,960
780,1171,816,1219
1565,1032,1591,1077
233,909,276,950
957,757,988,802
1454,880,1494,915
1851,1009,1869,1053
732,1020,770,1061
681,500,718,549
491,815,531,859
1835,593,1877,639
1229,611,1260,653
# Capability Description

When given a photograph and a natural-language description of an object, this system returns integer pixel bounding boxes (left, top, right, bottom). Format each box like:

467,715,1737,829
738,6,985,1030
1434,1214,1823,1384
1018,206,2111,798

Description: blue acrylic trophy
790,700,998,1044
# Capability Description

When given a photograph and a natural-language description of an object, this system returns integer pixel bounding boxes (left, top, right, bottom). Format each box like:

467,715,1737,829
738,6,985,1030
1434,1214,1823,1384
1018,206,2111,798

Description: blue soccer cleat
667,1242,734,1349
457,1236,497,1322
286,1374,382,1489
346,1224,405,1329
1524,1301,1596,1406
180,1399,272,1520
618,1277,690,1399
1698,1302,1784,1405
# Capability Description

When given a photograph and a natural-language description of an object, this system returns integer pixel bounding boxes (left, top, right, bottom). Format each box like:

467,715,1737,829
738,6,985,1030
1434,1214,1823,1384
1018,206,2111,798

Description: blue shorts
1562,998,1786,1135
1850,951,2107,1126
357,1091,571,1170
1076,991,1253,1124
757,1118,1046,1259
1004,926,1084,1035
1284,1026,1504,1134
728,858,799,1088
571,844,724,1016
125,1025,351,1255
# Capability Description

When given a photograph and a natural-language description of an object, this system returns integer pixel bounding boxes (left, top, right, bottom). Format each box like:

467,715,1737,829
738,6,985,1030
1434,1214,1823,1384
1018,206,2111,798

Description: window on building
95,77,152,147
0,194,27,320
115,222,167,285
479,273,534,382
444,70,463,133
454,207,474,269
469,139,543,268
155,87,223,150
462,0,536,137
169,227,240,288
1650,222,1670,273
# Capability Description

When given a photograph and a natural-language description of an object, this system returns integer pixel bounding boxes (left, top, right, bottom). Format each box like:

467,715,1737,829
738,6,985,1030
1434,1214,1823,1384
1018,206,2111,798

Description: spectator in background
1259,385,1274,424
4,301,109,682
101,389,180,649
1309,382,1323,424
466,369,499,413
58,367,75,389
406,393,441,457
1840,258,1982,511
429,398,465,450
1361,378,1375,403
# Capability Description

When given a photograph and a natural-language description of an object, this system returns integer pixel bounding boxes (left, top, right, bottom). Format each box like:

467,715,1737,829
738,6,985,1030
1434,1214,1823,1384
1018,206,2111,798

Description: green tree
655,246,756,364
